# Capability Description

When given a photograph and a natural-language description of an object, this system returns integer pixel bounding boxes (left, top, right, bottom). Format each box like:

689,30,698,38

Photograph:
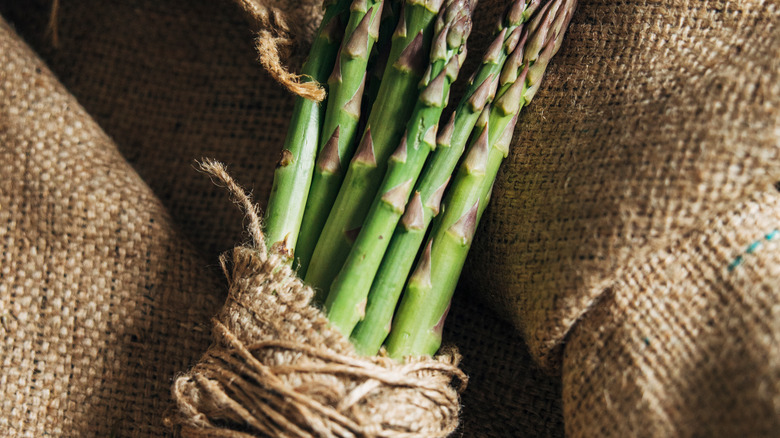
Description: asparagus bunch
261,0,577,359
325,0,474,337
352,0,532,355
264,0,351,257
385,0,577,359
303,0,447,293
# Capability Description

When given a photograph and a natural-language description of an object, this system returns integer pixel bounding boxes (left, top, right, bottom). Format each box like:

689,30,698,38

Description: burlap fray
166,161,467,438
235,0,325,101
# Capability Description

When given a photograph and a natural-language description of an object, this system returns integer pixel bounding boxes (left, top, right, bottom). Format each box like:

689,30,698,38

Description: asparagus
350,0,532,355
264,0,351,258
304,0,446,296
324,0,473,338
295,0,386,274
385,0,577,359
362,1,403,122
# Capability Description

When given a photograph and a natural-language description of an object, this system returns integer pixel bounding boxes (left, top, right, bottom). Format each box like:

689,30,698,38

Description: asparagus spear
304,0,446,295
362,1,403,122
325,0,473,338
264,0,351,258
294,0,386,274
385,0,577,359
350,0,532,355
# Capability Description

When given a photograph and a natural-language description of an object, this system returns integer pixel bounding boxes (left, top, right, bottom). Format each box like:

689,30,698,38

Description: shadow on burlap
1,0,778,436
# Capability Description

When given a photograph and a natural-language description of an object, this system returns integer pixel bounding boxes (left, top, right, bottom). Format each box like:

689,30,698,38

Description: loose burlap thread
165,161,466,437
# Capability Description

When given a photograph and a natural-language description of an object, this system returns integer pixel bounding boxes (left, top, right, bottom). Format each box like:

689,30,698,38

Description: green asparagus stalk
294,0,386,274
305,0,446,295
362,1,403,122
324,0,473,338
350,0,532,355
264,0,351,258
385,0,577,358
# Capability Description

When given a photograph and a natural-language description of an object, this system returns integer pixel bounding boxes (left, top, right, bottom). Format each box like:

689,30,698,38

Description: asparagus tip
432,299,452,335
329,47,343,83
506,0,526,26
495,70,526,115
423,123,438,149
505,25,525,55
420,68,448,107
368,2,384,38
495,112,519,157
321,11,345,43
393,4,407,39
350,0,368,13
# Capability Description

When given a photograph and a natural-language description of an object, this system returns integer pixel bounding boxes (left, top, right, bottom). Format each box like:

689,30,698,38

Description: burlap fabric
0,15,221,436
1,0,778,436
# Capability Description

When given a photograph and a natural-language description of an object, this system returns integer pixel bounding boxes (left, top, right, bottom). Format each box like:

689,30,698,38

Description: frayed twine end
196,159,265,249
237,0,326,102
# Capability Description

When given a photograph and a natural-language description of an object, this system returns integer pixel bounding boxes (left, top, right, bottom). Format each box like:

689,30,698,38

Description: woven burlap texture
464,0,780,367
166,161,466,437
0,16,220,436
0,1,563,436
563,190,780,437
2,0,779,436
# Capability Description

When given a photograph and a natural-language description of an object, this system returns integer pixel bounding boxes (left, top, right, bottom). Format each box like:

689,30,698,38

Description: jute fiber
0,17,220,436
563,190,780,437
2,0,777,436
165,161,466,437
0,0,564,436
465,0,780,367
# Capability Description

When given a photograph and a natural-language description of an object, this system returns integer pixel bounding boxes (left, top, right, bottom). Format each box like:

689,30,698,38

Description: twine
165,160,467,437
47,0,60,48
235,0,325,101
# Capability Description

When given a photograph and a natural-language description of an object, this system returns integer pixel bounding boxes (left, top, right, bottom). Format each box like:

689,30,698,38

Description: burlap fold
564,189,780,437
464,0,780,369
3,0,778,436
0,15,219,436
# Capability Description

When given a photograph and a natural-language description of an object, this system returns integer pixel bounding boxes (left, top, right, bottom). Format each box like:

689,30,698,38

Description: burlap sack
0,15,221,436
460,0,780,435
0,0,563,436
2,0,777,435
